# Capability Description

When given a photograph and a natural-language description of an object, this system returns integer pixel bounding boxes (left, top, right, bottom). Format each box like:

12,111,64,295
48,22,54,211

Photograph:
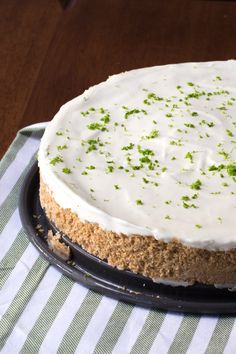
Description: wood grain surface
1,0,236,158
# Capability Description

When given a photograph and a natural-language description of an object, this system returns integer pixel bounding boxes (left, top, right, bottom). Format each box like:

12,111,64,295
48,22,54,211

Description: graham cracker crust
40,177,236,286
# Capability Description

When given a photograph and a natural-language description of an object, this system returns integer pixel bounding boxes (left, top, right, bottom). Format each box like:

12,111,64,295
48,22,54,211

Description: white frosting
38,61,236,251
152,277,192,287
214,283,236,291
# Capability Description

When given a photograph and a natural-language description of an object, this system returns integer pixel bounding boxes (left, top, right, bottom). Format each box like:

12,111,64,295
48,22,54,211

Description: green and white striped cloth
0,124,236,354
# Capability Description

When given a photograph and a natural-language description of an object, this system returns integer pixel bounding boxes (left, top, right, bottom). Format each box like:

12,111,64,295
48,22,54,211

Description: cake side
40,177,236,285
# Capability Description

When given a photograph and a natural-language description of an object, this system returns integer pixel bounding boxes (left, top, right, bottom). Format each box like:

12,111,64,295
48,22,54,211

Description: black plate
19,162,236,314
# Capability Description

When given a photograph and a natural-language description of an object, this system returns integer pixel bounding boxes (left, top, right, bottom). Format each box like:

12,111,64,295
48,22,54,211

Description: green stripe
57,290,102,354
0,152,37,233
93,301,134,354
130,309,167,354
0,228,29,289
0,131,31,179
205,316,235,354
20,276,74,354
0,257,48,350
168,315,200,354
19,126,45,135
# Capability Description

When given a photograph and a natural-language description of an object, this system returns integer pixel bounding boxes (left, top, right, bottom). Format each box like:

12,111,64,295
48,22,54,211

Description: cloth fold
0,124,235,354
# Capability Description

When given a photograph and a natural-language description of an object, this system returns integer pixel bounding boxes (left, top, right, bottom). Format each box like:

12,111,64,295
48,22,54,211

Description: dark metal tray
19,162,236,314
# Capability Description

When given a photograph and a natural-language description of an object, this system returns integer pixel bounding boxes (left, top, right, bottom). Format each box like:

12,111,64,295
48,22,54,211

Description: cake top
38,61,236,250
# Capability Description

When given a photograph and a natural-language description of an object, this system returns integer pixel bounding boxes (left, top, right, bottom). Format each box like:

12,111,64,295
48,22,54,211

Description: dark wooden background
1,0,236,158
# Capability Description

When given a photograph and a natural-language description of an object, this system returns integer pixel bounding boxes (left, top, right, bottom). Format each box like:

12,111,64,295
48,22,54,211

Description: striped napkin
0,124,236,354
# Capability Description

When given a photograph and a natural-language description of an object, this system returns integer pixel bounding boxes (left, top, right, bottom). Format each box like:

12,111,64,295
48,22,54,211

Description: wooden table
1,0,236,158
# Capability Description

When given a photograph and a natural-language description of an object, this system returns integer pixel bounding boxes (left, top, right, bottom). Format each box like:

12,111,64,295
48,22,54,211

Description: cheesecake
38,61,236,287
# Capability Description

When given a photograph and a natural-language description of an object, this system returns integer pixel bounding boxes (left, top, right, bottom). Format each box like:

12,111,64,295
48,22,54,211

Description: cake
38,61,236,288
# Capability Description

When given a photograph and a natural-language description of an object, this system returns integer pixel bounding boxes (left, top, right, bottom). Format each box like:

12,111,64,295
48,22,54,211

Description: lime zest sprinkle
62,167,71,174
122,143,135,151
50,156,63,165
136,199,143,205
195,224,202,229
226,129,234,137
185,152,193,162
57,144,68,151
190,179,202,190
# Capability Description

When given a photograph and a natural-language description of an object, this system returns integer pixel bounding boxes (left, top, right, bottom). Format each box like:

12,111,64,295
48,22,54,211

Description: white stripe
39,283,88,354
112,306,149,354
186,315,218,354
0,209,22,262
0,244,39,320
75,296,118,354
0,132,40,206
223,318,236,354
1,268,61,354
149,312,183,354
